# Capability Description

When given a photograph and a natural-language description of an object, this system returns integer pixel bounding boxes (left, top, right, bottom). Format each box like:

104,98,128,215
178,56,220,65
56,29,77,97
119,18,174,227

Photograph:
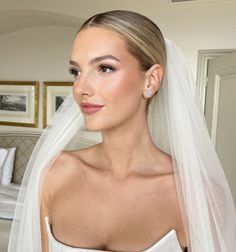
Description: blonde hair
78,10,167,107
79,10,166,71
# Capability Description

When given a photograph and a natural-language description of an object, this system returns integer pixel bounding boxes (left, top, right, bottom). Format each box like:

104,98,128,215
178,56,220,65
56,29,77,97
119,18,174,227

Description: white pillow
0,148,8,174
0,148,8,182
0,147,16,186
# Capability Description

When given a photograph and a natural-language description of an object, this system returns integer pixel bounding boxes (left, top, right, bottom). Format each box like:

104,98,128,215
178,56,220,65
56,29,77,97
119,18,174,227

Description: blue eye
98,64,114,73
69,68,80,78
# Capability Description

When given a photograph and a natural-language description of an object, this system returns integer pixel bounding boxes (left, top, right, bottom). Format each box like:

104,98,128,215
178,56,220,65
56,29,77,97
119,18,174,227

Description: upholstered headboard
0,132,40,184
0,131,101,184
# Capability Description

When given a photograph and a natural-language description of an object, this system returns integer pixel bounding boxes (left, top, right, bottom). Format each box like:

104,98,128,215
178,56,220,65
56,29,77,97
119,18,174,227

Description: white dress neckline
45,217,183,252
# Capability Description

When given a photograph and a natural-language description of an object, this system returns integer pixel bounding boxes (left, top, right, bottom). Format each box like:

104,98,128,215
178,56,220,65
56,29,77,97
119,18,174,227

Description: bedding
0,147,16,186
0,218,11,252
0,184,19,252
0,183,20,220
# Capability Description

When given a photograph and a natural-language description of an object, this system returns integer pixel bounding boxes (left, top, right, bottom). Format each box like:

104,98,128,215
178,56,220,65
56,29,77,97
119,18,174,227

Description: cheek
82,74,144,131
72,84,77,100
72,83,83,107
101,73,142,106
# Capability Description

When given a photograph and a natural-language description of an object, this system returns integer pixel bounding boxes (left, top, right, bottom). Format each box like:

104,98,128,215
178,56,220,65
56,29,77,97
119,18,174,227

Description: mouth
80,102,105,114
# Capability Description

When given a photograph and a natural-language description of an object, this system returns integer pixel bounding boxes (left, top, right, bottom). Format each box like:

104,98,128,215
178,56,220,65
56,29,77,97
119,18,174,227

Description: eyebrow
69,55,120,67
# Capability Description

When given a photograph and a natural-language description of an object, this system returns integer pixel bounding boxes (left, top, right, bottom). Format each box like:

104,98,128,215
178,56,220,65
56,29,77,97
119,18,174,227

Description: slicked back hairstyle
78,10,166,72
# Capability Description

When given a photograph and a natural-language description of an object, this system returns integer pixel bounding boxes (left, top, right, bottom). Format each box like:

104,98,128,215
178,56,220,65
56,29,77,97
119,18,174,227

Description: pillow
0,148,8,187
0,147,16,186
0,148,8,172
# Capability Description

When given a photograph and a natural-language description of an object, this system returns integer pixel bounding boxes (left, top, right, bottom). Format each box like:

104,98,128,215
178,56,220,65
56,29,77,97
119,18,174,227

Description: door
205,51,236,204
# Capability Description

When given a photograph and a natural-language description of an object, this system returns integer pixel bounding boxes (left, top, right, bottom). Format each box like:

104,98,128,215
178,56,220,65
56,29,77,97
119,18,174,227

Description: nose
73,74,93,99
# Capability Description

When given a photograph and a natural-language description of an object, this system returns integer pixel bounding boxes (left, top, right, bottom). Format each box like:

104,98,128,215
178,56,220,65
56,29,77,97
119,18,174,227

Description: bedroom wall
0,27,76,132
0,0,236,132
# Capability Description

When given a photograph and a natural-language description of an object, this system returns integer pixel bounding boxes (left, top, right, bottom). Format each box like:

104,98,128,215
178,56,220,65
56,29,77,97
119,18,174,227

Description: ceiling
171,0,196,2
0,9,83,36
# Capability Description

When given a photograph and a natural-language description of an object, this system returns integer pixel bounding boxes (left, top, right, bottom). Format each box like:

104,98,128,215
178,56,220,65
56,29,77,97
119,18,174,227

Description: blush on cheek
105,75,137,102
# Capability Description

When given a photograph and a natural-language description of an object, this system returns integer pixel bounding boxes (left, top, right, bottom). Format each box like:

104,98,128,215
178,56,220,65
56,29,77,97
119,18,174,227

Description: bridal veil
8,15,236,252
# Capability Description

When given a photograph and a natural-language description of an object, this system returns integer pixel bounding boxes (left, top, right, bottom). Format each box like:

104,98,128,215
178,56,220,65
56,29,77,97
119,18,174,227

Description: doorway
197,49,236,204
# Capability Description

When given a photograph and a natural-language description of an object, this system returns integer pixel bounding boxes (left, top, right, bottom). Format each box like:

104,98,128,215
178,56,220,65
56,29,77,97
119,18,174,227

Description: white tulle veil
8,37,236,252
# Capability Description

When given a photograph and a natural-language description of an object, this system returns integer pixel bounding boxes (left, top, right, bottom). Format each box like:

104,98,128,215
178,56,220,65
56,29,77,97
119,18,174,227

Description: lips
80,102,104,114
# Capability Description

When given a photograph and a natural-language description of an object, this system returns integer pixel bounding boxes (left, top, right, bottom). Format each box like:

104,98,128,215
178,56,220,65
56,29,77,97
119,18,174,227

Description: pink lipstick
80,102,104,114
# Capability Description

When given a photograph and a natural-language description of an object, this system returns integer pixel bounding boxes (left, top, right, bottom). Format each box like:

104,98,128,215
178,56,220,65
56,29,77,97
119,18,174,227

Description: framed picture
43,82,73,128
0,81,39,127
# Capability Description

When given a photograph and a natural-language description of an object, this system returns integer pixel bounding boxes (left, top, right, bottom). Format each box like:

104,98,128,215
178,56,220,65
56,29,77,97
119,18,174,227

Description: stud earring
143,89,153,98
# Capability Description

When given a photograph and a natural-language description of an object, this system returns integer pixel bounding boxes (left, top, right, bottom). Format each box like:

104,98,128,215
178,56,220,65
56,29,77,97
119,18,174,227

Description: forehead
71,27,130,61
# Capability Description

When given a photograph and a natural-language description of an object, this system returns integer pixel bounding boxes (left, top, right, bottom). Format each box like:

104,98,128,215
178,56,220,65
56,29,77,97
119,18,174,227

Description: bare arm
40,169,51,252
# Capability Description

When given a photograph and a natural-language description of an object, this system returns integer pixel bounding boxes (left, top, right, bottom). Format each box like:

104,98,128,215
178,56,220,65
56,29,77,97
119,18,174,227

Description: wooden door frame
196,49,236,113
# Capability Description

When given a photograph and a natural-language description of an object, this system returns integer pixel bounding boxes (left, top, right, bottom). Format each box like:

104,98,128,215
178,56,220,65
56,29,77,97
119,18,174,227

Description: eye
98,64,114,73
69,68,80,79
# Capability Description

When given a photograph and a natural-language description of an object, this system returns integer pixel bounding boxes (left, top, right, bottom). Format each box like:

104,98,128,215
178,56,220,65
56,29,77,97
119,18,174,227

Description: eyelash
69,64,115,78
69,68,80,78
97,64,115,73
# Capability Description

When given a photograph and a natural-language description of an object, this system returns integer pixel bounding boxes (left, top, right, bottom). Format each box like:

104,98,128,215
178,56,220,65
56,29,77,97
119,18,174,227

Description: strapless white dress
45,217,183,252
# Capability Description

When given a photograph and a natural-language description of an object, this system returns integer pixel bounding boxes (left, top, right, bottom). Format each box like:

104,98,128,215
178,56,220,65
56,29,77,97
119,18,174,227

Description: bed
0,132,40,251
0,219,11,251
0,184,20,252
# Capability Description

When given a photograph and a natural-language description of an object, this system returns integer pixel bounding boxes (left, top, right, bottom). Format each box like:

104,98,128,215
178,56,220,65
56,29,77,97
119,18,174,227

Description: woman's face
70,27,147,131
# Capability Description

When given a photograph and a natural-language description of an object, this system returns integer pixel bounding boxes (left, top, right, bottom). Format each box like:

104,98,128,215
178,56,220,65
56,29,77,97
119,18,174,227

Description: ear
143,64,164,98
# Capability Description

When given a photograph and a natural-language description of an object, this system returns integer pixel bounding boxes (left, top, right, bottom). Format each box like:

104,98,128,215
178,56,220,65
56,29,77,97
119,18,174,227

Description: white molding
211,74,220,145
196,49,236,113
210,70,236,146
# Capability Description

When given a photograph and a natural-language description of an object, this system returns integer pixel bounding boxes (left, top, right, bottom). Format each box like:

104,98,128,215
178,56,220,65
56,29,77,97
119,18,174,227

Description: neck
98,116,159,180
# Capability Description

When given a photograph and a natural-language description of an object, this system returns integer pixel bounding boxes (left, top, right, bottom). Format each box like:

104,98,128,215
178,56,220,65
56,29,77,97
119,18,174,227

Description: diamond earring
143,89,153,98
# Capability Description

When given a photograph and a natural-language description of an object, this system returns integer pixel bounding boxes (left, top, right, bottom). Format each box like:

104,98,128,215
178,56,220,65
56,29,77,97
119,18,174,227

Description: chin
84,118,115,132
84,119,105,132
84,125,101,132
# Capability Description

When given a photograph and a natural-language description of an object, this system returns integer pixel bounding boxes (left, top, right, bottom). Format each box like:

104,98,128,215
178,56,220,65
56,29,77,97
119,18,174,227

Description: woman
8,10,236,252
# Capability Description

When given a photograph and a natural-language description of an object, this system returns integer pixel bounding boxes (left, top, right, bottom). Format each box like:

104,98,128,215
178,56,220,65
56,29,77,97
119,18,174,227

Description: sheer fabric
8,38,236,252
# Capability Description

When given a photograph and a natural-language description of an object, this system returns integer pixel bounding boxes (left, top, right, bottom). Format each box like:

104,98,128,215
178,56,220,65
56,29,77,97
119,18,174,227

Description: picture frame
43,82,73,128
0,81,39,127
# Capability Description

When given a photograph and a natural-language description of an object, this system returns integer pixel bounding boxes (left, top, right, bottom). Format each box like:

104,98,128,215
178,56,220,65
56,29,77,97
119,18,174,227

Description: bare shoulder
40,150,86,202
41,144,99,196
46,150,84,175
153,148,174,176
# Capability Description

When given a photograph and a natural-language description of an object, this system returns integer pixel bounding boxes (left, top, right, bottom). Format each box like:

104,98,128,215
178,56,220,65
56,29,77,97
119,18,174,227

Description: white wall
1,0,236,73
0,0,236,132
0,27,76,132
